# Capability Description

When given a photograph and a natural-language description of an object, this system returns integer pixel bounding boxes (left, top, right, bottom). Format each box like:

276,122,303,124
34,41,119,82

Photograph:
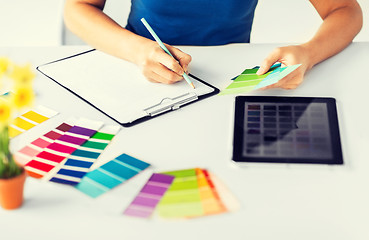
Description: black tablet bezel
232,96,343,164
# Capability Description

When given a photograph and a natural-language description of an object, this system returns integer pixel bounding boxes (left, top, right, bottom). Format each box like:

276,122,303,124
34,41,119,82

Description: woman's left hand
256,44,313,90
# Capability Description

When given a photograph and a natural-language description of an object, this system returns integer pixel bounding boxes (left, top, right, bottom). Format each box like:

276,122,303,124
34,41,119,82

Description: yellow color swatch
22,110,49,123
9,106,58,138
12,117,36,130
8,127,23,138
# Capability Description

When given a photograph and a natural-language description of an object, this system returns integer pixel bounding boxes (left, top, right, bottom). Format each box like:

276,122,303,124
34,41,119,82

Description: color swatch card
219,63,301,95
153,168,238,219
25,118,103,179
76,154,150,198
9,105,59,138
14,118,77,166
48,125,120,185
123,173,175,218
156,168,205,218
254,64,301,89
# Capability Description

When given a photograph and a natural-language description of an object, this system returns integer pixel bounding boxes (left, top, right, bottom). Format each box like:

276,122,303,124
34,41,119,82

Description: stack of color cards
24,118,104,179
9,105,58,138
124,168,239,219
48,125,120,185
219,63,301,95
18,118,122,184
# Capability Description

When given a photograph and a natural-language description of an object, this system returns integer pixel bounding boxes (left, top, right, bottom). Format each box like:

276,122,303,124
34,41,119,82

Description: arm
257,0,363,89
64,0,191,84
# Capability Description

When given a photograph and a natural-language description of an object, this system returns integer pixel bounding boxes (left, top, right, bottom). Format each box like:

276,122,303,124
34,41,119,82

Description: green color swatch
157,168,204,218
92,132,115,141
219,63,300,95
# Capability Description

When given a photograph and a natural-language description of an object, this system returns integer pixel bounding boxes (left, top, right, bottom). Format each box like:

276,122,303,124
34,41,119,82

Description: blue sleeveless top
126,0,258,46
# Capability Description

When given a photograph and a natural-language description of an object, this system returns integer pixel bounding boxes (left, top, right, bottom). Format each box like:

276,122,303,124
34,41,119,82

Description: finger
277,70,303,88
146,77,160,83
146,70,179,84
143,69,160,83
144,64,183,84
168,46,192,73
142,53,183,83
153,61,183,83
142,68,160,83
153,47,184,76
278,77,303,89
281,84,299,90
261,64,303,90
256,48,282,75
261,82,280,90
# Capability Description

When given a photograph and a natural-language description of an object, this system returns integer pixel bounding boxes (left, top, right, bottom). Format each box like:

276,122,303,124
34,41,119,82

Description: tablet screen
232,96,343,164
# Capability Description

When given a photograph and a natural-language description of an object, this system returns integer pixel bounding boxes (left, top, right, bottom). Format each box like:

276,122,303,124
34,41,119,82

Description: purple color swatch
57,135,86,145
68,126,96,137
123,173,174,218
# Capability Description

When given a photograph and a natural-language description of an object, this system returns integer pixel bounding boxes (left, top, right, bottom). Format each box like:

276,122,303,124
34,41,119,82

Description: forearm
64,0,150,64
302,1,363,69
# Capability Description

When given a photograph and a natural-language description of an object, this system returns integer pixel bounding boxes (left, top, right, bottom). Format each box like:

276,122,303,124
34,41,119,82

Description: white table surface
1,42,369,240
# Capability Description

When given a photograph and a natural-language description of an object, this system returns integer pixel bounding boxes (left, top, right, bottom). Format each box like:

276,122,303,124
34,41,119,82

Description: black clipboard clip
144,92,198,117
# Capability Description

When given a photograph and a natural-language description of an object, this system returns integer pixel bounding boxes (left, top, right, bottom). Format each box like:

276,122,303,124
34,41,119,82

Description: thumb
256,49,281,75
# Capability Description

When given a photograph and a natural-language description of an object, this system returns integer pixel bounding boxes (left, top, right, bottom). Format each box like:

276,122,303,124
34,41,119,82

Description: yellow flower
10,63,35,87
0,98,12,128
11,86,34,109
0,58,11,88
0,57,11,75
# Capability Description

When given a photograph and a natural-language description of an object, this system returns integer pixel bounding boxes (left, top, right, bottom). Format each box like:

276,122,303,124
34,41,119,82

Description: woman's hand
256,44,313,90
137,40,192,84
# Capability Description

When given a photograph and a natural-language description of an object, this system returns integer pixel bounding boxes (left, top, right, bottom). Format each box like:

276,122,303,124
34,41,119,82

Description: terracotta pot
0,170,26,210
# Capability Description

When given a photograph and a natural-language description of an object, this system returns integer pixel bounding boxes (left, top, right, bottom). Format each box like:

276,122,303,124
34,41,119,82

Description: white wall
0,0,64,46
251,0,369,43
0,0,368,46
62,0,131,45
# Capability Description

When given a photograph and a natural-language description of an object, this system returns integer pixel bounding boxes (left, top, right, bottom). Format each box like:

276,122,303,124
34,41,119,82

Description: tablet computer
232,96,343,164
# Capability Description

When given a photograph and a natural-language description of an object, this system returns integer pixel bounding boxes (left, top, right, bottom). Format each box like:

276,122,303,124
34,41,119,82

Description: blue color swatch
75,154,150,198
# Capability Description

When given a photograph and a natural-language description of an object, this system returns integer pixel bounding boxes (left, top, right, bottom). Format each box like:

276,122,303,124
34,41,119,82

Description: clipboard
37,49,219,127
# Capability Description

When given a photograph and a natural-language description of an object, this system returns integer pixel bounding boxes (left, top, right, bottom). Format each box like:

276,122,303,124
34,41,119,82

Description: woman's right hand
136,40,192,84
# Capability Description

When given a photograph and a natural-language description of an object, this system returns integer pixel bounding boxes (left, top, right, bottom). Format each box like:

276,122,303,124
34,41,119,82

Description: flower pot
0,169,26,210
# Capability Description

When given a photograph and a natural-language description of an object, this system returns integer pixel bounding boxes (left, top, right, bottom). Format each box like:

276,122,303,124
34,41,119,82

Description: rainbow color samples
24,118,104,179
124,168,239,219
219,63,301,95
17,117,122,185
48,125,120,184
